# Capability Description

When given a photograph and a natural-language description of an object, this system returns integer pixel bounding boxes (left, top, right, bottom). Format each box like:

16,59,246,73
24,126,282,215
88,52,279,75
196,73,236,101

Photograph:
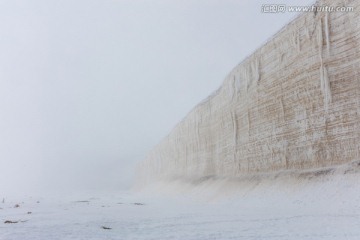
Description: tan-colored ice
137,0,360,185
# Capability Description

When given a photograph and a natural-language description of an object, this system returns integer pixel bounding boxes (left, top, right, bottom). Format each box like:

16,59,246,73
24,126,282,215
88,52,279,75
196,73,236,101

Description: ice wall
137,0,360,185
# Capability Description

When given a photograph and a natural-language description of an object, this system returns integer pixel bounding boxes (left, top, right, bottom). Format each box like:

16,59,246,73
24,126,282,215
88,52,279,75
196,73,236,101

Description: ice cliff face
137,0,360,185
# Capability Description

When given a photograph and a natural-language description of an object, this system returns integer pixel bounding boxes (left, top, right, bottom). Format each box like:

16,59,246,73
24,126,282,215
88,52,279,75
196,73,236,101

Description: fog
0,0,314,196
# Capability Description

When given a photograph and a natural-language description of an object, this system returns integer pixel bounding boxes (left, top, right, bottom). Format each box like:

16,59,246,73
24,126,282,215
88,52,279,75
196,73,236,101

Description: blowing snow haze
0,0,314,196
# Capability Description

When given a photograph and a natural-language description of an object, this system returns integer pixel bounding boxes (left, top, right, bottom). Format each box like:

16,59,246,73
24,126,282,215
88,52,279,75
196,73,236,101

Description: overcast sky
0,0,314,196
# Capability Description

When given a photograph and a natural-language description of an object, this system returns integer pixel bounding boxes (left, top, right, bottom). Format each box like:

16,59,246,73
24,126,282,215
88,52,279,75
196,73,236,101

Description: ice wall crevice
137,0,360,185
320,63,332,111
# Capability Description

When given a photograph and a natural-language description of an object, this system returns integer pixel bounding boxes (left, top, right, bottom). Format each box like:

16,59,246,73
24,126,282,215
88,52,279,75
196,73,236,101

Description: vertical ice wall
137,0,360,184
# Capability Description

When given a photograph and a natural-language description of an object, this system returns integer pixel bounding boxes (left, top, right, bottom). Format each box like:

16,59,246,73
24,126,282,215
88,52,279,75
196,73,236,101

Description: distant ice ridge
137,0,360,187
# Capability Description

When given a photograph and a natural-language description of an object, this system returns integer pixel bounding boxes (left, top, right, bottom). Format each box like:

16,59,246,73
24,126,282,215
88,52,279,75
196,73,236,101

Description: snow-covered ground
1,168,360,240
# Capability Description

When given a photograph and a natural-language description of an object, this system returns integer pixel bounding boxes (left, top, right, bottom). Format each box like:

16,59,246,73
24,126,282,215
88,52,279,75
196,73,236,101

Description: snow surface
1,170,360,240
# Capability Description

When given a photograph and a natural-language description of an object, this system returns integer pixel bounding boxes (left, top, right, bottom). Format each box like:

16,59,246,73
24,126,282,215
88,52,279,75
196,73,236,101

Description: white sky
0,0,314,195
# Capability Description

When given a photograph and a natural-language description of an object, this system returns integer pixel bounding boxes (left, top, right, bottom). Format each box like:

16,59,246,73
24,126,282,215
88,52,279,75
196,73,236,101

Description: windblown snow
2,162,360,239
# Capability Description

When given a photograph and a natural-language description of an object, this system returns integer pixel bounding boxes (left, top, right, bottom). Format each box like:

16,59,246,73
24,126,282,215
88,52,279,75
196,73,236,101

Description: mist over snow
0,0,314,196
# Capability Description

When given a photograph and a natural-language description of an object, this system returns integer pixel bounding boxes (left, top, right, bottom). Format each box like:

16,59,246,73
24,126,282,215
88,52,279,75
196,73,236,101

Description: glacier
137,0,360,188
